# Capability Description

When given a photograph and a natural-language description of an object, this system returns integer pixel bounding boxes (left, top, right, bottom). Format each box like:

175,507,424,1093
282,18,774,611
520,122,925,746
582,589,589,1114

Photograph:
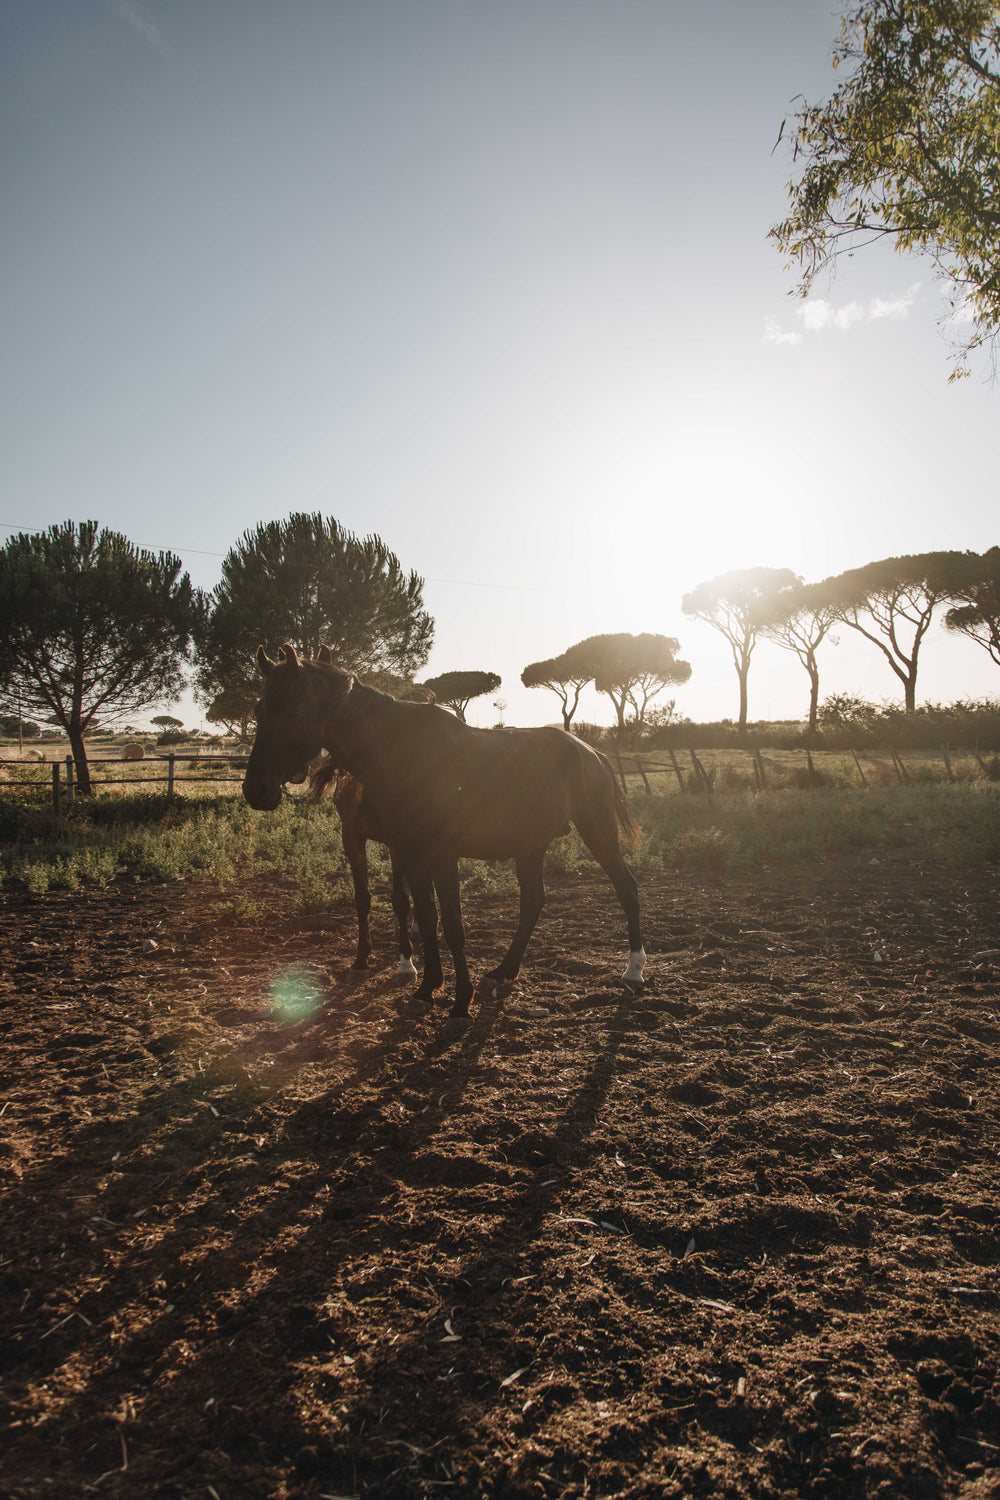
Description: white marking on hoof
622,948,646,985
396,955,418,978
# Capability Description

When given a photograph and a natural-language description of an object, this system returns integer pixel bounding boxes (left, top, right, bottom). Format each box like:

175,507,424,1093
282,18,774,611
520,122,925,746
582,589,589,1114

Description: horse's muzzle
242,777,283,812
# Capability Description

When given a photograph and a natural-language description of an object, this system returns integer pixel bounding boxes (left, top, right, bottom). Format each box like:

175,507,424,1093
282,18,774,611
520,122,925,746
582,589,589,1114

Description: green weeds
0,779,997,901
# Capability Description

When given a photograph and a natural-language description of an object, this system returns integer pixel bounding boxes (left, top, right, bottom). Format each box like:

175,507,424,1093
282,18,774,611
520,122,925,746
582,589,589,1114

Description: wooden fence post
941,744,954,783
805,747,817,786
750,748,761,791
890,747,910,785
851,748,868,788
753,746,767,790
52,760,60,816
687,747,700,791
689,747,712,795
64,755,74,803
167,753,175,796
667,746,686,792
635,757,652,795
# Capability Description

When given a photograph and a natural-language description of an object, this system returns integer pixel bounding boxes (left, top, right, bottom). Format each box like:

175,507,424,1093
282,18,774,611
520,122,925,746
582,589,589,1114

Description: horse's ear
279,642,301,669
255,645,274,677
317,644,333,665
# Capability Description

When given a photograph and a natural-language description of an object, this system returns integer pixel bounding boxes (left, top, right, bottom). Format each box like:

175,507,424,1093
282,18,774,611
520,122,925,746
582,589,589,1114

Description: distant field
0,735,241,761
0,738,247,799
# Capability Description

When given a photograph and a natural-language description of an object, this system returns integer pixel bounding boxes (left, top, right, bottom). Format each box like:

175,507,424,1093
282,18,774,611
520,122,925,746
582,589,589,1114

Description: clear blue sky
4,0,998,729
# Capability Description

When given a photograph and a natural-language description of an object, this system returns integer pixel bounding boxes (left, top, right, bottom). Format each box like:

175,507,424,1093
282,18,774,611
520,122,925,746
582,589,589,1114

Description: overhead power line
0,522,631,602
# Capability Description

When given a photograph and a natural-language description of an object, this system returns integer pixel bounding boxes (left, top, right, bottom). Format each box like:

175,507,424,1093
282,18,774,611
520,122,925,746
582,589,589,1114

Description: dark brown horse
243,644,645,1027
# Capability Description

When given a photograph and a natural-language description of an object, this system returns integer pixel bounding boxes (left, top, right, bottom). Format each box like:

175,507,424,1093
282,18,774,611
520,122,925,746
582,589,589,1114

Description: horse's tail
595,750,642,848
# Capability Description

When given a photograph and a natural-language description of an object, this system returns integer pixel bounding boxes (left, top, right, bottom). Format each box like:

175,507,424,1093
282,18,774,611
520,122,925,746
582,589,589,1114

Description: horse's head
242,643,354,811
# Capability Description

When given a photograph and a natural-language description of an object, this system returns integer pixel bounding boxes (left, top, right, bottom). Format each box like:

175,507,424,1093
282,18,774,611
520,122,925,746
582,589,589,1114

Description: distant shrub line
573,696,1000,753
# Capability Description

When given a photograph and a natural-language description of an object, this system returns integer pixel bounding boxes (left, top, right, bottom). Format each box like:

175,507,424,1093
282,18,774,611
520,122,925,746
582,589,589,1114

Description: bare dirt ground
2,858,999,1499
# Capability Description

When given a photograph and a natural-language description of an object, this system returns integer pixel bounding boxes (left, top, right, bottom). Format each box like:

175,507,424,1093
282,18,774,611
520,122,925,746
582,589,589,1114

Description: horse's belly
454,811,571,862
373,780,573,865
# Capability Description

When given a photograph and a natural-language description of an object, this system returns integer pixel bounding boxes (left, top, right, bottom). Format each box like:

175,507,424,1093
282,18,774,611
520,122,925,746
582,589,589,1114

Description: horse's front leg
342,820,374,970
484,849,546,992
432,861,474,1020
404,865,443,1010
389,848,417,979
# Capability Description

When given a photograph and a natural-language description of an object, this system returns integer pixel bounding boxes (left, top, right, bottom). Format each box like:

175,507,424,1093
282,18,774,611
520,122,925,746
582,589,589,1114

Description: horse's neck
323,681,406,774
324,683,454,783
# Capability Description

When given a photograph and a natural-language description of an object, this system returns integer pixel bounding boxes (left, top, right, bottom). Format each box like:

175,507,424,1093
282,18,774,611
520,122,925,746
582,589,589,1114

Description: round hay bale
23,749,44,763
122,743,145,761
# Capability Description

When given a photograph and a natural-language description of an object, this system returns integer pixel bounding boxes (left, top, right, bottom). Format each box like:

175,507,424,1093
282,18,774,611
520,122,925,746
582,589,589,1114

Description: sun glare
269,966,324,1025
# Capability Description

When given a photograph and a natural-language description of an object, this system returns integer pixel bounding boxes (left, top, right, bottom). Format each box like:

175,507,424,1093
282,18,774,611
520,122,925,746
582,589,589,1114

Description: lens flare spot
269,966,323,1025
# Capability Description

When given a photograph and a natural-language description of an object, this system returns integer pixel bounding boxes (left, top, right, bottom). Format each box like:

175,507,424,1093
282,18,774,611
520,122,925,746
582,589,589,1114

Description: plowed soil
2,859,999,1499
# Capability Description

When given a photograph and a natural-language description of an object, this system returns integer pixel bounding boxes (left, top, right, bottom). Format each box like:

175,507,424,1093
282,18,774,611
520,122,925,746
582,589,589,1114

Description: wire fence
2,741,997,815
0,752,250,811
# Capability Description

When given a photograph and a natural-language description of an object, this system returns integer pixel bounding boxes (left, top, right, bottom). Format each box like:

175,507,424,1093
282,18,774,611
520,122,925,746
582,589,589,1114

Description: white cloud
799,298,864,332
870,284,921,319
763,319,803,346
765,283,921,345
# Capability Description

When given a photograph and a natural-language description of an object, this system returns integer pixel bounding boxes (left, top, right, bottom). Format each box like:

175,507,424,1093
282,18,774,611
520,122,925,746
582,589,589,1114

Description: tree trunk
904,675,917,713
737,665,749,733
67,721,92,795
807,661,820,734
562,682,583,731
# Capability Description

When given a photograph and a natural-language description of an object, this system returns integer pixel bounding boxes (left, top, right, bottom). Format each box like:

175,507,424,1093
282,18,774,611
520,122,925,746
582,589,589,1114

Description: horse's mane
309,756,359,806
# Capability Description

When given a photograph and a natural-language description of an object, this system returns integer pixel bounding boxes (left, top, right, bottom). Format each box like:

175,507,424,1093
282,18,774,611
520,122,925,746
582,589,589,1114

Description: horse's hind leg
484,849,546,991
575,818,645,986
